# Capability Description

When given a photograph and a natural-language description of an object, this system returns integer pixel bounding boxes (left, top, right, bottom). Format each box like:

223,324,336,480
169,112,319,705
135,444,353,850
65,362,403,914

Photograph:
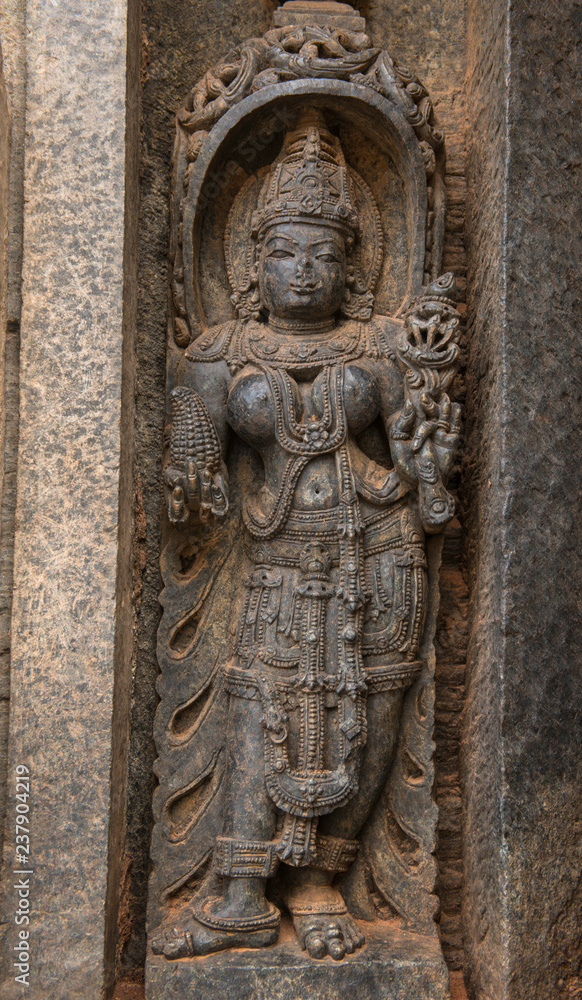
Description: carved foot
285,884,365,960
151,906,279,959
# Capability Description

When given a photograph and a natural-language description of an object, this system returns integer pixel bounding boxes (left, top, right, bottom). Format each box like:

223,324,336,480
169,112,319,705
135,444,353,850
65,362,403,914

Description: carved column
0,1,140,997
463,1,582,998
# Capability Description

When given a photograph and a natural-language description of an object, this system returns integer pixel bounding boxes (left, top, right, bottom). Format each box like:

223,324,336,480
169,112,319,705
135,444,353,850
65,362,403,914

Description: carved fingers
390,399,416,441
199,466,229,520
388,389,461,492
432,394,462,478
164,466,190,525
409,391,440,452
410,392,462,466
164,462,229,526
166,385,230,525
388,403,418,484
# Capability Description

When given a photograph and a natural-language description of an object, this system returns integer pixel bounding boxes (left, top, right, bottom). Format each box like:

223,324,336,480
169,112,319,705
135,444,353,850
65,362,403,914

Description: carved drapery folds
148,4,461,985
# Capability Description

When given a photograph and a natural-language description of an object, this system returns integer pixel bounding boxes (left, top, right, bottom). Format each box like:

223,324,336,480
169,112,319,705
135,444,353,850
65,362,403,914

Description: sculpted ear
341,288,375,320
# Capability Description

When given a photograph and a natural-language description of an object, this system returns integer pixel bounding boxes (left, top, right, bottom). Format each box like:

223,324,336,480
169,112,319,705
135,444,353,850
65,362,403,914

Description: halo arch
180,80,432,336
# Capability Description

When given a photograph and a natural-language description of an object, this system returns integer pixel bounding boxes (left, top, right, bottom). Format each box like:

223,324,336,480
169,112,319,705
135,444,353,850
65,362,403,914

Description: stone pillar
0,1,139,997
0,34,11,866
0,0,26,871
463,2,582,998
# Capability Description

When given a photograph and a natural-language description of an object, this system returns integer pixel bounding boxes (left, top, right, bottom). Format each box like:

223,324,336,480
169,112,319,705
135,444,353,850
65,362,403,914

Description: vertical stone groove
104,0,142,996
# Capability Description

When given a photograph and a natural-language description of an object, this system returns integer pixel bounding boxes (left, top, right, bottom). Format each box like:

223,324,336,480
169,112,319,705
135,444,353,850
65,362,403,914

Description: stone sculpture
148,4,461,988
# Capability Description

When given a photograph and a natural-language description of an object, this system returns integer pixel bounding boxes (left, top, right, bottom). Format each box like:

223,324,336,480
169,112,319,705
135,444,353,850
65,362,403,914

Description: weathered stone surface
124,2,468,987
364,1,468,970
463,1,582,998
0,0,25,876
147,12,460,982
0,1,138,997
274,1,366,30
433,535,467,971
147,922,451,1000
0,39,10,871
118,3,277,981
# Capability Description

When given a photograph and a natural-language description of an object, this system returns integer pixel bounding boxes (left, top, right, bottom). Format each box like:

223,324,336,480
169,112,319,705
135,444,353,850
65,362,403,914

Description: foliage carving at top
177,25,443,151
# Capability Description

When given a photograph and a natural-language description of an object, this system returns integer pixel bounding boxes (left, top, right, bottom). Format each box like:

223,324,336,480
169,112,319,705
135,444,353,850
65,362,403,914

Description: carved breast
227,362,381,450
227,368,278,448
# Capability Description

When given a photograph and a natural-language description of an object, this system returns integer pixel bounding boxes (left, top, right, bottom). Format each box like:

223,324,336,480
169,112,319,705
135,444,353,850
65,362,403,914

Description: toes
339,920,355,955
327,937,346,960
305,931,327,959
326,924,346,961
163,940,184,959
164,933,192,959
151,927,180,957
342,918,365,953
291,905,365,962
151,936,164,956
343,933,356,955
153,927,194,959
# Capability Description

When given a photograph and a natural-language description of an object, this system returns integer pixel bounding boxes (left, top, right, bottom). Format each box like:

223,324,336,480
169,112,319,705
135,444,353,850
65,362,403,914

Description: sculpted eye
268,248,294,259
317,253,340,263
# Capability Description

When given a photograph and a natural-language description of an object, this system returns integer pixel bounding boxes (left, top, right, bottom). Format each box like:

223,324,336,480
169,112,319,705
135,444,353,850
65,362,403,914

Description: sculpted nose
296,253,313,274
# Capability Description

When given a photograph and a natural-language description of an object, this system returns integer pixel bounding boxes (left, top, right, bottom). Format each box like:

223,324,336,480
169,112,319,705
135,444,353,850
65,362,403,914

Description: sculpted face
258,221,347,324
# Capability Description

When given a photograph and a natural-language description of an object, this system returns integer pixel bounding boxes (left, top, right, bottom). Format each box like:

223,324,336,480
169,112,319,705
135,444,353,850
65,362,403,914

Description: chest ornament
187,320,369,374
264,364,347,456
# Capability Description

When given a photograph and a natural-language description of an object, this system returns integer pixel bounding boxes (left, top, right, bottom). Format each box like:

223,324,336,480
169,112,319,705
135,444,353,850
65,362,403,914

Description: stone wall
118,1,469,985
0,39,9,872
0,2,580,999
0,1,140,997
463,2,582,998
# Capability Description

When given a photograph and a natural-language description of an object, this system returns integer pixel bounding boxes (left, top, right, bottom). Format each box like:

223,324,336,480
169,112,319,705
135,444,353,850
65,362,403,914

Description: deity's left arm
372,286,462,533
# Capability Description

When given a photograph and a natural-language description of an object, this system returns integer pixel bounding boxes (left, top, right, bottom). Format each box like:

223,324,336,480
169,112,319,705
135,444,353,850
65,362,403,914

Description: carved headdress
251,110,360,241
226,109,383,322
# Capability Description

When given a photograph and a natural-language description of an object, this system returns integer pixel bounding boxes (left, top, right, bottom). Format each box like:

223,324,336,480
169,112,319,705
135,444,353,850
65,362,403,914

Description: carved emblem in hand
165,386,229,524
389,274,462,530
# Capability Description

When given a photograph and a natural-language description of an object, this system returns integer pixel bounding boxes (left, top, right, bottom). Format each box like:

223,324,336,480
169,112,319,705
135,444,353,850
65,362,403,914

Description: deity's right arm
163,354,231,526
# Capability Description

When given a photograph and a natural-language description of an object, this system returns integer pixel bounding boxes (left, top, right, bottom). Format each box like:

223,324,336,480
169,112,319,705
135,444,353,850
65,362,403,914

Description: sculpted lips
289,280,321,295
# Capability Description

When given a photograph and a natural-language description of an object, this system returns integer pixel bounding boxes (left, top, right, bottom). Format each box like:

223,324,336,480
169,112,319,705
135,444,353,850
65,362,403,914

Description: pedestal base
146,919,450,1000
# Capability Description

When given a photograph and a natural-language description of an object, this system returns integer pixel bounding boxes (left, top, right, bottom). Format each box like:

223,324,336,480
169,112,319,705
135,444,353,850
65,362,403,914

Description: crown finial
273,1,366,31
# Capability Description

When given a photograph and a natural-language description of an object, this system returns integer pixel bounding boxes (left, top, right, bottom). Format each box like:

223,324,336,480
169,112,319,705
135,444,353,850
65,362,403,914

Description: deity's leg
152,692,281,958
283,687,406,960
319,687,406,840
209,693,278,919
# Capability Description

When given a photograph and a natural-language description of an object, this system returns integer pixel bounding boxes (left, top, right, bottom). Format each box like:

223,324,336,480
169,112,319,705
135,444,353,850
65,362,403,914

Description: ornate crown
225,109,383,322
252,110,360,241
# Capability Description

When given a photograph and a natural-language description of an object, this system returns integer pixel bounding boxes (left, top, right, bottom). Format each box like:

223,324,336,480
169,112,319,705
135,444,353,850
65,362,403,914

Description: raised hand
388,274,463,531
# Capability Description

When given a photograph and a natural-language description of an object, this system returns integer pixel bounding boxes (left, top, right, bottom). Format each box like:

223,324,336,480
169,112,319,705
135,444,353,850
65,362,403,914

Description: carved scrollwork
177,27,441,150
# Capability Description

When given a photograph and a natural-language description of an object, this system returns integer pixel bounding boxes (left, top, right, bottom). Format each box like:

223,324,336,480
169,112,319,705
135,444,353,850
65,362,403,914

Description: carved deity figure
150,108,461,964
